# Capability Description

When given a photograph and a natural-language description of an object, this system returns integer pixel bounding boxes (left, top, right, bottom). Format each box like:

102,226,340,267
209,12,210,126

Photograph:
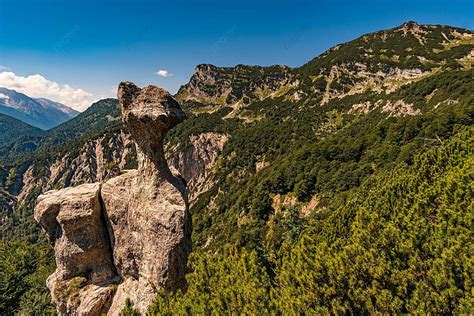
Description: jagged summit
194,63,290,71
176,63,294,105
398,20,421,30
119,82,186,159
177,22,473,110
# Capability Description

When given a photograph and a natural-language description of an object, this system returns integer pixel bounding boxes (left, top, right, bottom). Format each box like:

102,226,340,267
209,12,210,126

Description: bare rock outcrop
168,132,228,203
17,130,134,206
34,82,191,315
103,82,191,314
35,183,117,315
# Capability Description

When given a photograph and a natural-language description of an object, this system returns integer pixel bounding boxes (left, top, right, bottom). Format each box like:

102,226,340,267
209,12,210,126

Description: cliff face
168,132,228,203
35,183,118,315
34,82,191,315
13,127,223,213
17,131,134,204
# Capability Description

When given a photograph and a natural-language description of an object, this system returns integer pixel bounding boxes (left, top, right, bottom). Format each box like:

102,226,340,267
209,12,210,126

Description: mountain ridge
0,98,120,165
0,87,79,130
176,21,473,113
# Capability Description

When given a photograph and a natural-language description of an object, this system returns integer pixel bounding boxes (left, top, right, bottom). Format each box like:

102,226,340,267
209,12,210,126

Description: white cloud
0,71,95,111
156,69,173,77
0,65,9,71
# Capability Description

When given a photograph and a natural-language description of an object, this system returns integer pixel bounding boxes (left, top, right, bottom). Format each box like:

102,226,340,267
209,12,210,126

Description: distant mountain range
0,98,120,163
0,87,79,130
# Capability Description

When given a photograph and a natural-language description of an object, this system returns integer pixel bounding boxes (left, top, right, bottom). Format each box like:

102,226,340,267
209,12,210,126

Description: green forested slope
148,125,473,314
0,114,44,146
0,115,45,173
274,125,473,314
38,98,121,149
0,240,54,315
186,68,473,250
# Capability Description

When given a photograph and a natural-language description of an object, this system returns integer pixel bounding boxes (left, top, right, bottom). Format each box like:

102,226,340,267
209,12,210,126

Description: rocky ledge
34,82,191,315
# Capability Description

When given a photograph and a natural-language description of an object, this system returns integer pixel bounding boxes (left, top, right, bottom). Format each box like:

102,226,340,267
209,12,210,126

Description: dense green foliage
149,126,473,314
149,248,273,315
188,68,473,250
0,239,55,314
0,114,44,146
274,126,473,314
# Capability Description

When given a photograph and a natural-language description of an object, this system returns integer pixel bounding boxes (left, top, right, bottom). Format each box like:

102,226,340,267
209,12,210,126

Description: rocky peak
176,63,294,105
118,82,185,135
194,63,219,76
34,82,191,315
297,23,474,105
398,21,422,32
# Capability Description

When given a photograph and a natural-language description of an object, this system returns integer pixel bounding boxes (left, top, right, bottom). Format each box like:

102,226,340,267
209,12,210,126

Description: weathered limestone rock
34,82,191,315
34,183,117,315
103,82,191,314
168,132,228,203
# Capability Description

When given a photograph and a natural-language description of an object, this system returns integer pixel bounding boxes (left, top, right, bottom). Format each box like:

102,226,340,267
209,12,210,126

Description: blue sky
0,0,473,110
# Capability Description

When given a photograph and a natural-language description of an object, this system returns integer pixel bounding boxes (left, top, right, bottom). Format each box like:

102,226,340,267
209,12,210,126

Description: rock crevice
34,82,191,315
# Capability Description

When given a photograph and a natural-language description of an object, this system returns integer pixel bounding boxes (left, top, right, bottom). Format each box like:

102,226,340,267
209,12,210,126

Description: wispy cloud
0,65,10,71
156,69,173,77
0,71,95,111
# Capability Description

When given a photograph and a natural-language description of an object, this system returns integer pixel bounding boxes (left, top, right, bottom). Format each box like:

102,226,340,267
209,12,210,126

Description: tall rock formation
103,82,190,314
34,82,191,315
